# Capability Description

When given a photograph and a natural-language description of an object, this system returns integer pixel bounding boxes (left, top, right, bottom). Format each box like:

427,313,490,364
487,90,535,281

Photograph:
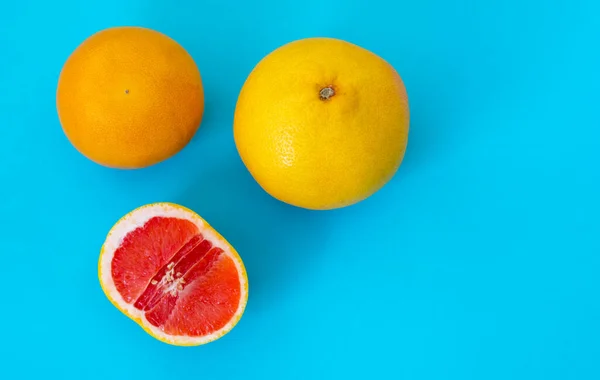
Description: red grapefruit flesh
98,203,248,346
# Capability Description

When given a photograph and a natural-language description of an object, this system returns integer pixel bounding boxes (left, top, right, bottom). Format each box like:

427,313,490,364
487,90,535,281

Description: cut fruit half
98,202,248,346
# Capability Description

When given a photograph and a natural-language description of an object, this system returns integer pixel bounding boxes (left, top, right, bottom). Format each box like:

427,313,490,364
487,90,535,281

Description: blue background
1,0,599,379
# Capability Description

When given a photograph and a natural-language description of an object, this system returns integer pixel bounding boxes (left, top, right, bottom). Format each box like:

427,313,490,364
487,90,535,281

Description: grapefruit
57,27,204,169
234,37,410,210
98,203,248,346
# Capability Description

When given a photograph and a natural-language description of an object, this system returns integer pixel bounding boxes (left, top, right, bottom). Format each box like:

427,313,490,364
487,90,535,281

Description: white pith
99,203,248,346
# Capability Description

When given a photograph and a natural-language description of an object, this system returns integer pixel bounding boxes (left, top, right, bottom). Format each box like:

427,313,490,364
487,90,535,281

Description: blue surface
1,1,599,379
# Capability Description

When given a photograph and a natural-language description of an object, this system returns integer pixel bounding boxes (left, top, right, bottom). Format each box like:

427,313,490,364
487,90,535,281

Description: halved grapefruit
98,202,248,346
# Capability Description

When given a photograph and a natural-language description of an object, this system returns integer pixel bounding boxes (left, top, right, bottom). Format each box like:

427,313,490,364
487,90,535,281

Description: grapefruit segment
98,203,248,346
164,254,242,336
133,235,211,311
111,216,199,303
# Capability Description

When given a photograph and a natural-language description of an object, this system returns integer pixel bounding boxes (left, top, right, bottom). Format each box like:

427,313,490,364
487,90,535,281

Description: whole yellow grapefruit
56,27,204,169
234,37,410,210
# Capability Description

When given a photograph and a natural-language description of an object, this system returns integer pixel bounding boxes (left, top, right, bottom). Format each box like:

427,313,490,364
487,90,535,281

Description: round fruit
234,37,409,210
98,202,248,346
56,27,204,169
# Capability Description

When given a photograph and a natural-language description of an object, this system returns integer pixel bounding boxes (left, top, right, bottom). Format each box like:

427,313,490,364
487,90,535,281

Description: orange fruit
98,203,248,346
234,38,409,210
56,27,204,169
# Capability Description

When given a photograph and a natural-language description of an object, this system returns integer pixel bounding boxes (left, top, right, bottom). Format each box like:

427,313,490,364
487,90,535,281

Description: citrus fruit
98,203,248,346
234,37,409,210
56,27,204,169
